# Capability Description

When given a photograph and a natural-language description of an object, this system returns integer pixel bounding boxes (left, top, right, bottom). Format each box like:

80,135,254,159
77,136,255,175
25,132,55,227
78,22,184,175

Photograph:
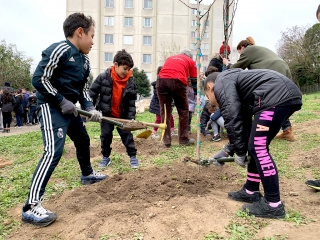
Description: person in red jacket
157,49,197,147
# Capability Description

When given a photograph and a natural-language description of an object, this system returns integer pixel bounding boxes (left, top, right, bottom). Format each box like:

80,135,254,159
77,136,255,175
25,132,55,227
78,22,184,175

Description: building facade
66,0,235,81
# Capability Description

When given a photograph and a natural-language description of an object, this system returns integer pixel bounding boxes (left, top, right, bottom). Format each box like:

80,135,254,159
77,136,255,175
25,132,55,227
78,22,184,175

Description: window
203,32,209,38
191,9,197,15
104,16,114,26
144,0,152,9
142,54,151,64
143,36,152,45
190,43,196,50
123,35,133,45
202,66,207,72
104,53,113,62
191,31,196,38
201,43,209,50
204,20,209,26
124,17,133,27
143,18,152,27
124,0,133,8
202,55,208,61
191,20,197,26
105,0,114,8
104,34,114,44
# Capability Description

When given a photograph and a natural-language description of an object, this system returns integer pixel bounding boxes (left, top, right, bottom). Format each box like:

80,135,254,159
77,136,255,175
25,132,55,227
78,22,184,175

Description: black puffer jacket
215,68,302,155
89,68,137,119
149,81,160,115
200,106,211,135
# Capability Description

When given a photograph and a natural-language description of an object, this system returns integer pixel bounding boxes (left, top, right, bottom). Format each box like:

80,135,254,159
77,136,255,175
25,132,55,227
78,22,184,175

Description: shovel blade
136,130,152,139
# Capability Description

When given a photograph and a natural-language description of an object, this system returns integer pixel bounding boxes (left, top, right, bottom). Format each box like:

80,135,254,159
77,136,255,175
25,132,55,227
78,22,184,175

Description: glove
205,120,213,131
59,97,78,117
85,107,102,122
234,154,247,168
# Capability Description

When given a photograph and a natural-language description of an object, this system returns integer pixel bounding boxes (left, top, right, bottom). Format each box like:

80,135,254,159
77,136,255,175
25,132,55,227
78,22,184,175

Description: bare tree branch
200,0,217,20
178,0,197,10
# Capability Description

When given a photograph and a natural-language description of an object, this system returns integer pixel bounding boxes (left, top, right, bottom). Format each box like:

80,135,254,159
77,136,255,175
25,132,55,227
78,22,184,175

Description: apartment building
66,0,235,81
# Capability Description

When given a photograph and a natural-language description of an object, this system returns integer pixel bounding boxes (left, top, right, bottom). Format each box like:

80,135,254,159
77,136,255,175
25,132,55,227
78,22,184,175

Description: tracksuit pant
25,104,93,206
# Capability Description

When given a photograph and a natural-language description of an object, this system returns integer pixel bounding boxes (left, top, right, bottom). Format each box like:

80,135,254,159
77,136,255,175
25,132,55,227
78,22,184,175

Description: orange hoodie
111,66,132,118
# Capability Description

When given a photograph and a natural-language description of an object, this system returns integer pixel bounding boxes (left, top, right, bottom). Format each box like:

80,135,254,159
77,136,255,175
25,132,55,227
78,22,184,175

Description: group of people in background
0,82,39,133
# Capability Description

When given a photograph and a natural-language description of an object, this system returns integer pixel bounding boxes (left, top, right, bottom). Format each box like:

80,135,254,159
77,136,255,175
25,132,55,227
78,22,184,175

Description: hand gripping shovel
77,109,164,139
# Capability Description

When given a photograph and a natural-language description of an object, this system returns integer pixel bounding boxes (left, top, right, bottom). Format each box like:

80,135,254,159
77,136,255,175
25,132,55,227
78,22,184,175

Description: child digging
89,49,139,169
22,13,107,227
204,69,302,219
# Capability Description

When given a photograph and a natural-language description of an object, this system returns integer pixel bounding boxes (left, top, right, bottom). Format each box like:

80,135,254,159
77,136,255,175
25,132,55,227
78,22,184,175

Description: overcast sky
0,0,319,71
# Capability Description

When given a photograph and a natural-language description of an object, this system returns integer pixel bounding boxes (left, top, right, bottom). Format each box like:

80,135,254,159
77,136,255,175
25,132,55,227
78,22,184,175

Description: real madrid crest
57,128,64,138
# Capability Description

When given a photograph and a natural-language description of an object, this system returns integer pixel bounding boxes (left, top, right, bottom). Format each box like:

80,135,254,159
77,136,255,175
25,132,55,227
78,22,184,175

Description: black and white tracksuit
25,39,95,206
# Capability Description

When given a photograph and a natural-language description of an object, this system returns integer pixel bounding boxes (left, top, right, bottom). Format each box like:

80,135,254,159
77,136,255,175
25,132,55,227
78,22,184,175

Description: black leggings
245,105,301,202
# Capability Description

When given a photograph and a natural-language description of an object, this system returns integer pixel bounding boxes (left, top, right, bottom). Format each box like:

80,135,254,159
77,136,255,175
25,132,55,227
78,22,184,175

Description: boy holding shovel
89,49,139,169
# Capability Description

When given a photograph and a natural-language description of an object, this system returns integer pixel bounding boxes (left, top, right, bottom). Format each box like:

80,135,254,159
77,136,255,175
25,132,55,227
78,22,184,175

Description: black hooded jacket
89,68,137,119
214,69,302,155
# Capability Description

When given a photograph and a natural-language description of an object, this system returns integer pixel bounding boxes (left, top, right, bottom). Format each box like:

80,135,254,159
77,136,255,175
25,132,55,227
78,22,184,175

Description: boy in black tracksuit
22,13,107,227
89,49,139,169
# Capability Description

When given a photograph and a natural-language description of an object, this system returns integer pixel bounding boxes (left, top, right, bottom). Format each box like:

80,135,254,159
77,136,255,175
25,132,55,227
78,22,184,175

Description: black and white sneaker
211,134,221,142
305,179,320,190
81,171,108,185
242,197,286,219
22,201,57,226
228,186,262,203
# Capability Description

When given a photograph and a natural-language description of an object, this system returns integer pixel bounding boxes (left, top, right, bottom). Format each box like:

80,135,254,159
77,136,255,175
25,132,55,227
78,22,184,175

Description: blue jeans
281,119,291,131
28,106,37,124
15,112,22,127
210,109,222,121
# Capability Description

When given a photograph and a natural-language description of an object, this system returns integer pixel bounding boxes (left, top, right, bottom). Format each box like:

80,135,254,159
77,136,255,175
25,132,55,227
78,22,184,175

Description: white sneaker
151,133,160,139
22,201,57,226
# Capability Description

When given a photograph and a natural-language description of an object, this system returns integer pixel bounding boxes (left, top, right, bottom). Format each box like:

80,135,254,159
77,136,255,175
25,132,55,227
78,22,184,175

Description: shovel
77,109,156,139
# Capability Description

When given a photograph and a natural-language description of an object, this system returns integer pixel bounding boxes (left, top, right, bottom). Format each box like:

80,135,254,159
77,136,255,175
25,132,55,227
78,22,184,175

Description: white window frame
143,0,152,9
203,32,209,38
204,20,209,26
142,54,151,64
104,53,113,62
191,20,197,26
143,18,152,27
105,0,114,8
201,43,209,50
124,0,134,8
123,35,133,45
124,17,133,27
142,36,152,45
202,55,208,61
191,31,196,38
191,9,197,15
104,16,114,26
104,34,114,44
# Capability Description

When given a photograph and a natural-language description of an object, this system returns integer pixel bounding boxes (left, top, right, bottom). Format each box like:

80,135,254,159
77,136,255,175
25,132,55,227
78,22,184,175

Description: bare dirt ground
4,120,320,240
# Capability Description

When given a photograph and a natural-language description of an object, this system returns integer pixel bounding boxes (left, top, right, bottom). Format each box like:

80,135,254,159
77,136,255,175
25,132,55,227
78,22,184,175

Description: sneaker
305,179,320,190
171,131,178,136
211,134,221,142
81,171,108,185
130,156,139,169
180,138,195,146
151,133,160,140
22,202,57,226
228,186,262,203
242,197,286,219
98,156,111,168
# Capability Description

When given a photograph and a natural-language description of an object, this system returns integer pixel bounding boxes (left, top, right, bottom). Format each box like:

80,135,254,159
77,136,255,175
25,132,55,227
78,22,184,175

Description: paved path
0,124,41,137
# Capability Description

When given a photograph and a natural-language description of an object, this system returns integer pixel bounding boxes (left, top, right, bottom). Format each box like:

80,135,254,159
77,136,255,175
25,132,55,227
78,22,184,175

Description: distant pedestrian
13,89,24,128
0,88,16,133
